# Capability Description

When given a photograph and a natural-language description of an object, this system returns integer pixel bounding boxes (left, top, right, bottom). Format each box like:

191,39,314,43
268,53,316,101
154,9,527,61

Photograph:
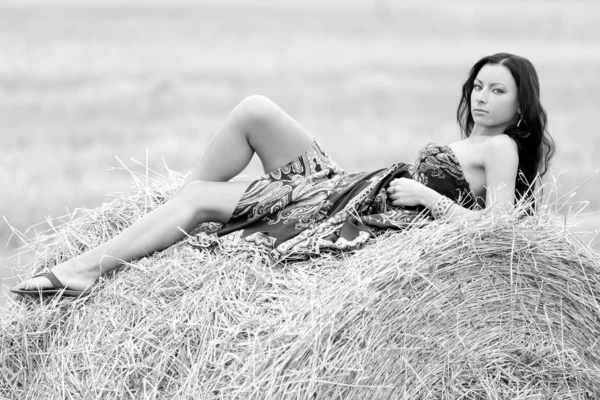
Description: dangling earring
516,108,523,128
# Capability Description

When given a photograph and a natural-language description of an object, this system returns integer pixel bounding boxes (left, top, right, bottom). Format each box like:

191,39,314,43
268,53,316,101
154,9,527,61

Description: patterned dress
188,141,478,260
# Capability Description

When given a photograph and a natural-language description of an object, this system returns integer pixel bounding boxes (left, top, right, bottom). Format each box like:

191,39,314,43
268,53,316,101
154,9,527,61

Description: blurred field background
1,0,600,307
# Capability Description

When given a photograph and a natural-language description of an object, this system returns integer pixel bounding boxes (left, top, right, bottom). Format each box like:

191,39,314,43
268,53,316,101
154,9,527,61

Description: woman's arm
390,135,520,220
431,135,519,219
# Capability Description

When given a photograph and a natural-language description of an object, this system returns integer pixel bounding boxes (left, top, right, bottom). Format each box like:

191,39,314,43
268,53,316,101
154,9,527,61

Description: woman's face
470,63,520,130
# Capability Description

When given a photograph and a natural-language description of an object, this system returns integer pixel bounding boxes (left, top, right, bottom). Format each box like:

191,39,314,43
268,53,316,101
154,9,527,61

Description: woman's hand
386,178,440,207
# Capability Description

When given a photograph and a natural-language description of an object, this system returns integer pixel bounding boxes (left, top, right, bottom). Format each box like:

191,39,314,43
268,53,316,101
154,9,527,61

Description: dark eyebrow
474,79,507,88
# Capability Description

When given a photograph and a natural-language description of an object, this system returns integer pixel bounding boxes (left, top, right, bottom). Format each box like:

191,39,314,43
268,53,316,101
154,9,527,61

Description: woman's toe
21,276,52,291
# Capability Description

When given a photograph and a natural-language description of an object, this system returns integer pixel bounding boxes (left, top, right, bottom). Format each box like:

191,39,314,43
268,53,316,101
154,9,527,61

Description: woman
12,52,555,298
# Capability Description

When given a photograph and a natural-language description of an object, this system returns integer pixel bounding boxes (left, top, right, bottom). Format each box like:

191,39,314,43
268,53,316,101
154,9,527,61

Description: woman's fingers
387,178,407,196
387,178,423,206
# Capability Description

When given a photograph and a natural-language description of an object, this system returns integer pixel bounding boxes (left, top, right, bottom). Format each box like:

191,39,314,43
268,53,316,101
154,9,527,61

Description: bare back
448,137,512,206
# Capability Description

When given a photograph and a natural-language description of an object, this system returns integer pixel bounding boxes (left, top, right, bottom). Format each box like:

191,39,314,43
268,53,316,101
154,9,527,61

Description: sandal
10,270,92,298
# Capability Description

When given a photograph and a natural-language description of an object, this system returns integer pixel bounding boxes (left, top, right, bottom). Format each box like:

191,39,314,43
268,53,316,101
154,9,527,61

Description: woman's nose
474,92,487,104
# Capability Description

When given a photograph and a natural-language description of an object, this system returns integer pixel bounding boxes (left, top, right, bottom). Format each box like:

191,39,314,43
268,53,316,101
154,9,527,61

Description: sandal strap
32,271,65,290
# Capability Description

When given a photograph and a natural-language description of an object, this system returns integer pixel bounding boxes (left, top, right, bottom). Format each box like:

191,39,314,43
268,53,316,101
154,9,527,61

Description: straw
1,163,599,399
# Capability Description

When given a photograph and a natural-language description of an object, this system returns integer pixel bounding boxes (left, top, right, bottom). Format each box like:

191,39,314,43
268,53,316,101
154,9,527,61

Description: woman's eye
493,89,504,94
473,85,482,90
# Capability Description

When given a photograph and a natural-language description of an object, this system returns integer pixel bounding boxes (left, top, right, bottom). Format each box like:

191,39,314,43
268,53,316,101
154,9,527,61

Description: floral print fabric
188,141,476,260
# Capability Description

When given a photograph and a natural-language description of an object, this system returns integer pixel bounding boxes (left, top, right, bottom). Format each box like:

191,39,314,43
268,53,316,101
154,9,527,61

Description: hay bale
1,168,599,399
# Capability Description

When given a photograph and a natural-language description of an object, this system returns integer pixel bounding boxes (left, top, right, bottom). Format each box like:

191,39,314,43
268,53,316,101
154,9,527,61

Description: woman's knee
174,180,247,223
175,180,208,217
230,95,280,132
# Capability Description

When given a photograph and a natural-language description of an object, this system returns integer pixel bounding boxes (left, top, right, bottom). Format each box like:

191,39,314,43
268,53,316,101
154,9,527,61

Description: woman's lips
472,108,489,114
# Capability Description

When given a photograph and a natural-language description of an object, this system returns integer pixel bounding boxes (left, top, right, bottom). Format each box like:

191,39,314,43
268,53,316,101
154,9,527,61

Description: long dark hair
457,53,556,210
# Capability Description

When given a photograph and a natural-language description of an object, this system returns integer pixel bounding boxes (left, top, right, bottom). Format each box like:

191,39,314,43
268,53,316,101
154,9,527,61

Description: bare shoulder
483,135,519,166
486,134,518,152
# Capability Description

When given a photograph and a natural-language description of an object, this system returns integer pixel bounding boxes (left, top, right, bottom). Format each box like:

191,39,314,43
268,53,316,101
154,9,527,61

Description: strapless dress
188,140,478,259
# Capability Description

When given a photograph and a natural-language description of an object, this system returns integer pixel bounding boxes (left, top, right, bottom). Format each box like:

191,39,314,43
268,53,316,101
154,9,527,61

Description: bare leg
185,95,315,183
15,95,317,292
16,181,250,292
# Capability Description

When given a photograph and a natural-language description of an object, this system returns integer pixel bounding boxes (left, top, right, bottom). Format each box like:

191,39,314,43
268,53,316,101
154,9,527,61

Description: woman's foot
13,259,100,294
